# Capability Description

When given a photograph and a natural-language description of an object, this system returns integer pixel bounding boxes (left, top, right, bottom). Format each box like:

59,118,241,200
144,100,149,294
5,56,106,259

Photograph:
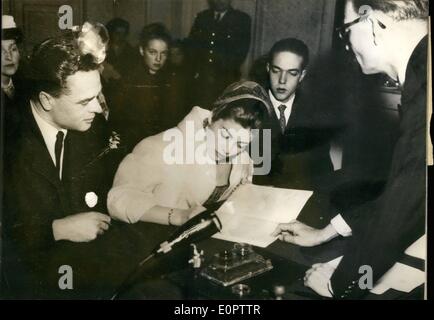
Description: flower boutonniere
71,21,108,64
73,131,124,180
108,131,121,150
88,131,123,165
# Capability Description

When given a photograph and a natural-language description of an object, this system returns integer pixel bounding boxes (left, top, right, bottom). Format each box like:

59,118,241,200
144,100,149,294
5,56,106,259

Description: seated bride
107,81,272,225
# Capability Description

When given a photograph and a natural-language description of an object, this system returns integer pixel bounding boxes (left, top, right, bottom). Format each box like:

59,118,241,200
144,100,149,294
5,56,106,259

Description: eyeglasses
336,16,387,49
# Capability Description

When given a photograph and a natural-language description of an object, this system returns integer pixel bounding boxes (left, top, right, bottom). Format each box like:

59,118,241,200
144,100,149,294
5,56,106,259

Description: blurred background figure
103,18,138,81
188,0,251,108
1,15,24,142
109,23,172,151
169,39,186,68
167,39,195,119
102,18,138,118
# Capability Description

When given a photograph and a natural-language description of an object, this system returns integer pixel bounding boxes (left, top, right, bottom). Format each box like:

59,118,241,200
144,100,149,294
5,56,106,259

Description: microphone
151,202,223,256
111,203,223,299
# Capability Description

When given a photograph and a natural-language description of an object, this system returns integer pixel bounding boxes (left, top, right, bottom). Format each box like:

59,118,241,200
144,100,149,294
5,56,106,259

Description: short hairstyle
140,23,172,48
28,22,108,99
212,98,267,130
106,18,130,35
352,0,429,21
268,38,309,70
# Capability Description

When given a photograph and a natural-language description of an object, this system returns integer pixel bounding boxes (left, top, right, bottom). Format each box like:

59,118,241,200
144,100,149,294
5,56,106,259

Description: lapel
285,94,301,130
62,131,76,181
218,7,233,24
269,110,283,135
213,7,233,30
62,129,93,182
20,101,61,189
401,36,428,111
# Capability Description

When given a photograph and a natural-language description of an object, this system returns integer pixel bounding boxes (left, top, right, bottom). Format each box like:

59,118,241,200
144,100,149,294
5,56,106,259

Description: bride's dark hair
211,98,267,130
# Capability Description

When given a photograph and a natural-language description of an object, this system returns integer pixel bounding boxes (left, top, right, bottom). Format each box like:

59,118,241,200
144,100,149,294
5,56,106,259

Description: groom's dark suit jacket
1,101,120,297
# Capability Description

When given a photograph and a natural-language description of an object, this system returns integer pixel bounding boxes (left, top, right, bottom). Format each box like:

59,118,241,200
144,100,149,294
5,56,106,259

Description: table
2,193,424,300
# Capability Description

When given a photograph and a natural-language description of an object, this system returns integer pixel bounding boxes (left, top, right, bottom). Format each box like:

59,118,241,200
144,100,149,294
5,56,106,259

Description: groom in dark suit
1,26,118,298
253,38,334,190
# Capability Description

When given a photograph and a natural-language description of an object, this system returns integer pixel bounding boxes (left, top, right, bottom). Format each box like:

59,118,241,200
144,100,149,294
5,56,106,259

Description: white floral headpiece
71,21,108,64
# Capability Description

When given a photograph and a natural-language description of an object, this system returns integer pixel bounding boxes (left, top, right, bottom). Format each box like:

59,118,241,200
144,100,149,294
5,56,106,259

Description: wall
253,0,336,60
5,0,336,77
8,0,85,54
85,0,147,46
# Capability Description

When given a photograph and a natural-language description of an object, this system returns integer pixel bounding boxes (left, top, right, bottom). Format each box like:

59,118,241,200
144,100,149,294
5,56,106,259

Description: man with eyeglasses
272,0,429,299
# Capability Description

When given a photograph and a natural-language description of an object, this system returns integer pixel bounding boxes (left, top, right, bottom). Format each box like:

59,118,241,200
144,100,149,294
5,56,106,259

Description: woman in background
2,15,24,147
108,81,272,226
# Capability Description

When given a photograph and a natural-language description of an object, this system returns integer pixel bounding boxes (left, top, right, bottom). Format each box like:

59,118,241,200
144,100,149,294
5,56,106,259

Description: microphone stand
111,204,223,300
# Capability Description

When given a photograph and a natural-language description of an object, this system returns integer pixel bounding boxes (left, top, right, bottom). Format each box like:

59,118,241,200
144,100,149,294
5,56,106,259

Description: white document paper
324,236,426,296
369,235,427,295
213,184,313,247
370,263,425,295
404,235,426,260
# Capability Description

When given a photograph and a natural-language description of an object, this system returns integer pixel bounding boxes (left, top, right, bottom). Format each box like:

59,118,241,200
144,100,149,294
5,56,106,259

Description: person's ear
299,69,307,83
139,46,144,56
266,62,270,73
38,91,55,111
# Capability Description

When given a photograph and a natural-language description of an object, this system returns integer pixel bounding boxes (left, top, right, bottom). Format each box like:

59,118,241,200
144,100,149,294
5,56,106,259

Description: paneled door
11,0,85,54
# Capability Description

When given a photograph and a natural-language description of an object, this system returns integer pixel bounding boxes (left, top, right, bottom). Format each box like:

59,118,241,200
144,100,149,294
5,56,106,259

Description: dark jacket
1,75,28,157
105,42,139,79
2,102,118,297
253,92,335,190
330,36,428,299
109,64,172,151
188,7,251,107
189,7,251,78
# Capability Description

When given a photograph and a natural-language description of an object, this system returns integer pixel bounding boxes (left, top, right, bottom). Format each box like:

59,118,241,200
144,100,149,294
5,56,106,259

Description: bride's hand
171,205,207,226
241,163,254,184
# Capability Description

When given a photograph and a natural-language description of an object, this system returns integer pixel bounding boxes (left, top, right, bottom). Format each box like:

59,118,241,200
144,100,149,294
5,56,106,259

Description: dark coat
109,64,173,151
330,36,428,299
1,76,28,159
188,7,251,106
2,102,120,297
253,92,335,190
105,42,140,79
189,7,251,77
2,89,21,140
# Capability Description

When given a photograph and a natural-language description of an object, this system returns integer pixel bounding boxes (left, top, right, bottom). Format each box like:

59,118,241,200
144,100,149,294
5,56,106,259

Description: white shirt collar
269,90,295,126
31,101,67,179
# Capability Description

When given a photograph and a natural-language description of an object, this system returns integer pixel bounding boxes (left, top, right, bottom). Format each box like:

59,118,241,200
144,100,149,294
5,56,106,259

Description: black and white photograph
0,0,430,301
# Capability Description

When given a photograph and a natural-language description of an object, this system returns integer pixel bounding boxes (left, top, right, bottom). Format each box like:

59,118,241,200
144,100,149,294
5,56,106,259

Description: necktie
278,105,287,134
55,131,65,179
215,12,221,22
